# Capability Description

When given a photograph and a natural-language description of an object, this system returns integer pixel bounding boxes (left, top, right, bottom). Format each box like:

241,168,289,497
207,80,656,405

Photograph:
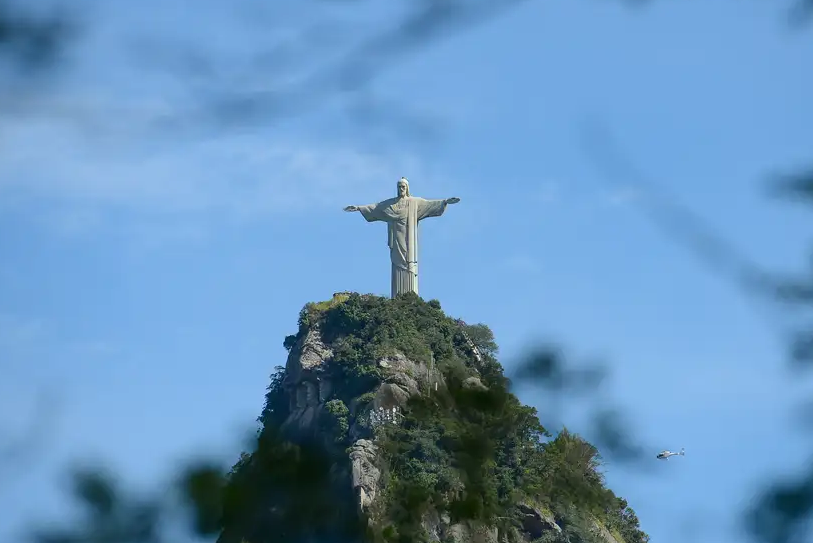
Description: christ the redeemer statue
344,177,460,298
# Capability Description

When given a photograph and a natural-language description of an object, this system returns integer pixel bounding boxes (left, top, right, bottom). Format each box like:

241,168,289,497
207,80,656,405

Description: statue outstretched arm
416,196,460,221
345,203,386,222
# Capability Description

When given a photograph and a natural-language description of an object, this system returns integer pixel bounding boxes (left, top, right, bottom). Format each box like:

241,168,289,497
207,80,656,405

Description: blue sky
1,1,812,542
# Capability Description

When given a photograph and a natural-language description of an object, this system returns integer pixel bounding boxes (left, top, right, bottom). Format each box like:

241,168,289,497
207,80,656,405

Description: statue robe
356,196,449,298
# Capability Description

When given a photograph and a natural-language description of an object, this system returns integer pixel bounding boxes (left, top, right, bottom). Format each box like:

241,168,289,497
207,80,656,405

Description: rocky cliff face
219,293,647,543
280,319,444,513
282,324,443,441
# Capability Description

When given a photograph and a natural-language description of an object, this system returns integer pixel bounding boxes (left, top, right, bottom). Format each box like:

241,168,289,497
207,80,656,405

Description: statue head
397,177,410,198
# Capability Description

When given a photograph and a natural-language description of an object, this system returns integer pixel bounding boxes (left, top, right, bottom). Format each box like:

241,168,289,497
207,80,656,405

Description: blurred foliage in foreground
0,0,74,91
743,170,813,543
1,0,812,543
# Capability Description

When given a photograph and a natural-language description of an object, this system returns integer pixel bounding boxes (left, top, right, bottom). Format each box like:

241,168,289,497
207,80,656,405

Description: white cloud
0,120,436,234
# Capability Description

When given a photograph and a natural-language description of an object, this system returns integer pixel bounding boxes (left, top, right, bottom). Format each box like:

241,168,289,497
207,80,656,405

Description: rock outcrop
349,439,380,514
280,322,446,445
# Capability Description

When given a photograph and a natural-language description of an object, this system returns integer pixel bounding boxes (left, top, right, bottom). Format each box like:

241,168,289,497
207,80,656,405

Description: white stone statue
344,177,460,298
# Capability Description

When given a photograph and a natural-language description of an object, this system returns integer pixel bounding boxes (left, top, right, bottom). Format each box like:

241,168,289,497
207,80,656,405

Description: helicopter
656,447,685,460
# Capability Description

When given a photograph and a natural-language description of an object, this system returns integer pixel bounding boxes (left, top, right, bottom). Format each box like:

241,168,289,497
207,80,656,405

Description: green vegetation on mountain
221,293,649,543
